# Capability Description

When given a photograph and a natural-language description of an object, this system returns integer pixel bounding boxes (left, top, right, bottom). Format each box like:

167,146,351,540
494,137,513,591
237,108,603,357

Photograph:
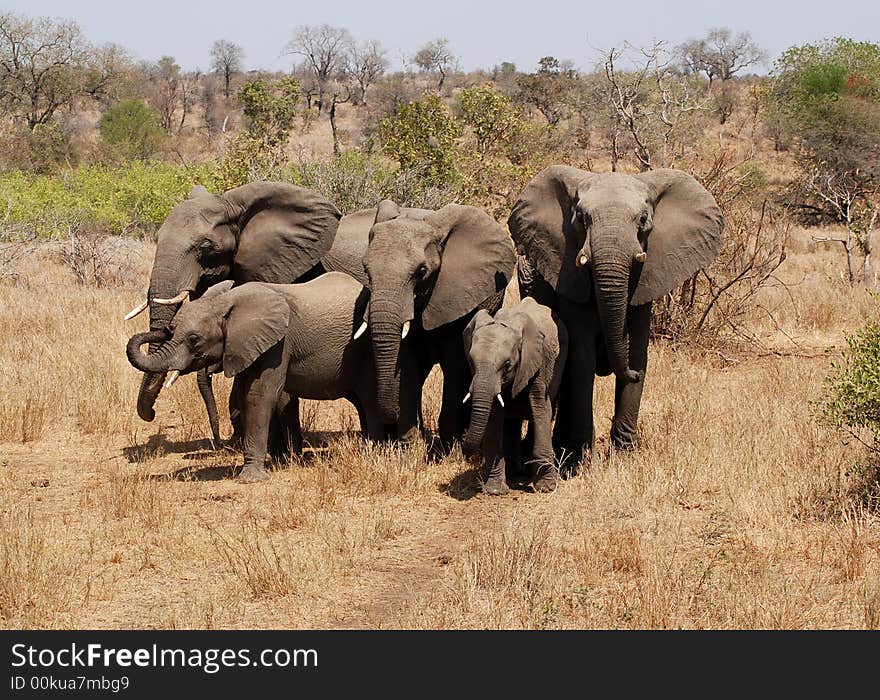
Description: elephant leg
553,322,596,475
196,368,221,447
610,303,651,450
529,390,557,493
396,343,422,443
228,376,244,450
237,371,282,484
437,335,470,451
503,418,526,484
481,409,508,496
269,394,301,463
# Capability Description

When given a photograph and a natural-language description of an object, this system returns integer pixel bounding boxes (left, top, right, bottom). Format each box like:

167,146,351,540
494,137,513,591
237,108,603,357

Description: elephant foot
533,465,559,493
610,430,639,451
555,443,587,477
237,465,269,483
482,476,510,496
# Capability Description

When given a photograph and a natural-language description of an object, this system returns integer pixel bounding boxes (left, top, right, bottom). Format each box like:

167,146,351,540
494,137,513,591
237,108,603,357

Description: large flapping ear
463,309,494,356
631,169,724,306
224,182,342,284
222,283,290,377
500,310,545,398
507,165,595,303
422,205,516,331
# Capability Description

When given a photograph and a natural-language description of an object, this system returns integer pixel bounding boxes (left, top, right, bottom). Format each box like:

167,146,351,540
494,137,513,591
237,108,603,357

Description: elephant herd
124,166,723,493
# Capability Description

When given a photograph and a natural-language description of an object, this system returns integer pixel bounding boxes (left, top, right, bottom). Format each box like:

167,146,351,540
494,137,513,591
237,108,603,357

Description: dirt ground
2,231,880,629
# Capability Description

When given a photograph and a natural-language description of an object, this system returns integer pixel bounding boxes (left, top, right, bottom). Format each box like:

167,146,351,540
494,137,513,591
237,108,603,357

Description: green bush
99,100,166,161
0,162,218,238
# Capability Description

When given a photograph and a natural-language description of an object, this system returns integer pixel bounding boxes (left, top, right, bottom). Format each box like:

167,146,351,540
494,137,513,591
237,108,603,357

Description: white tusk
634,251,647,263
401,320,410,339
153,290,190,305
353,321,368,339
164,370,180,389
124,300,148,320
462,392,471,404
496,393,505,408
578,254,589,267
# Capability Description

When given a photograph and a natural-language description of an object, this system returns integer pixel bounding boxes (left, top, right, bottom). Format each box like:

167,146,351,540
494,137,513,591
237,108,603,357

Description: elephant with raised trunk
126,274,411,483
357,200,517,448
124,182,343,444
508,166,723,469
462,298,568,495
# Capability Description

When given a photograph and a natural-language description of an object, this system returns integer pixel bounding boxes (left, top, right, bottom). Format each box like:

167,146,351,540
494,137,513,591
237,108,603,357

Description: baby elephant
127,272,415,483
462,297,568,495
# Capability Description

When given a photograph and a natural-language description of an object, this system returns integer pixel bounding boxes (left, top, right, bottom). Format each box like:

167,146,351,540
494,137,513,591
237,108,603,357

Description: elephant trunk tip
622,369,643,384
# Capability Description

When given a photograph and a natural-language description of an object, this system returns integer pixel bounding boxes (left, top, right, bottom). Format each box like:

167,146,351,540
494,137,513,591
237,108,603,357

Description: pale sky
5,0,879,73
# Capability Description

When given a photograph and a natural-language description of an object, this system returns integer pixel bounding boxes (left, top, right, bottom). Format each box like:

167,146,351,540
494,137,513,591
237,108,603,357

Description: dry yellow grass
1,230,879,629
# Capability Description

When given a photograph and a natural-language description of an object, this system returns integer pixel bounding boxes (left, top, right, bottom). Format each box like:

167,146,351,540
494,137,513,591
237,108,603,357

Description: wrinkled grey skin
130,182,342,445
462,298,568,495
126,274,414,483
358,200,517,450
509,167,723,470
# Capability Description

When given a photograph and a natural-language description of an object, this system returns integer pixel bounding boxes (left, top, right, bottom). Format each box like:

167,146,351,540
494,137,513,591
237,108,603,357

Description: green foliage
99,100,166,160
0,162,217,237
377,92,462,186
824,318,880,437
238,76,300,146
457,83,527,156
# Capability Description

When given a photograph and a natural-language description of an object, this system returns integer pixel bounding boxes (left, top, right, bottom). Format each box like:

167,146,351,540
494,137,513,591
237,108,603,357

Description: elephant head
508,167,723,383
461,306,546,453
126,282,290,384
359,200,516,425
126,182,341,422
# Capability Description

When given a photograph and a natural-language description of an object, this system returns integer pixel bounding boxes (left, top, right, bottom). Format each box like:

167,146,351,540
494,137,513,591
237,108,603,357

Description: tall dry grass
1,230,879,629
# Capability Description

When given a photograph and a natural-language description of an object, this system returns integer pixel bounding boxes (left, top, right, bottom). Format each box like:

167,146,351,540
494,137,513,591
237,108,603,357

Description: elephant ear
508,165,594,303
201,280,235,299
631,169,724,306
224,182,342,284
374,199,401,224
422,205,516,331
508,312,545,398
188,184,211,199
463,309,494,356
222,284,290,377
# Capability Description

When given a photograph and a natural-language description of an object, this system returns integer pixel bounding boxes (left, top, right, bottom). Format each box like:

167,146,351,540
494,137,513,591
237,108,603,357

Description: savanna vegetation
2,11,880,628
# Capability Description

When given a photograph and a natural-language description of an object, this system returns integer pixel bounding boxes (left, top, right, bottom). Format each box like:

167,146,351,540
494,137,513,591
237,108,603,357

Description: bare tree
677,28,767,87
210,39,244,99
328,81,352,155
179,69,201,131
0,12,91,130
285,24,352,112
414,38,457,93
148,56,181,131
602,42,707,171
346,39,387,106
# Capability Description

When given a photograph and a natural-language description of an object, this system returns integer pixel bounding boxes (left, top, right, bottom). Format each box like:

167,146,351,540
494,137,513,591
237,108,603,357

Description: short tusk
462,392,471,404
634,251,647,263
353,321,368,340
577,253,589,267
153,290,190,305
124,300,148,320
164,370,180,389
496,393,505,408
401,320,410,340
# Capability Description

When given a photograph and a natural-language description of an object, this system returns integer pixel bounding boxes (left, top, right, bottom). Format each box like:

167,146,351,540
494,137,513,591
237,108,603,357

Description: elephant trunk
462,374,497,454
369,297,403,424
127,330,173,374
591,235,642,384
135,259,194,421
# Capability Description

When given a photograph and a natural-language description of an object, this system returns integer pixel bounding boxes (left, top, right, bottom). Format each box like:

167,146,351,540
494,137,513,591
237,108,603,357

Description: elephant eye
639,212,650,228
416,264,428,278
187,332,200,347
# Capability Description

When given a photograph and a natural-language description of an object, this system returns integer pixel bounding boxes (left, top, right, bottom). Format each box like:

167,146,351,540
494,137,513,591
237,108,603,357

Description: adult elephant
508,166,723,469
356,200,516,447
124,182,343,441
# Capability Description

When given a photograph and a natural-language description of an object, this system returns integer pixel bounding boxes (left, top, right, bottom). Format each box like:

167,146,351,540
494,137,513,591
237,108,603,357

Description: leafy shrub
0,162,217,238
99,100,166,160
